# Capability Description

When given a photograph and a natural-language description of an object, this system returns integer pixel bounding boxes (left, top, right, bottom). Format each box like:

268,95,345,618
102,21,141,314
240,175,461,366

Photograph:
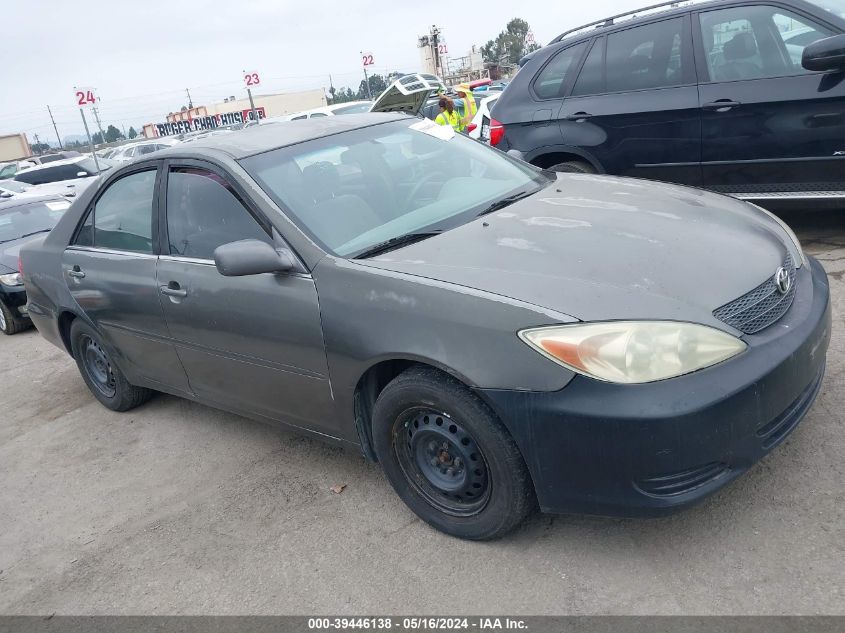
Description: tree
91,131,104,145
357,73,387,99
104,125,122,143
481,18,541,68
31,142,51,155
128,127,138,139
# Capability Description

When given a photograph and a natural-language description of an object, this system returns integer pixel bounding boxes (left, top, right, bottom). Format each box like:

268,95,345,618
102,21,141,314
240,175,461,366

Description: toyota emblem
775,267,791,295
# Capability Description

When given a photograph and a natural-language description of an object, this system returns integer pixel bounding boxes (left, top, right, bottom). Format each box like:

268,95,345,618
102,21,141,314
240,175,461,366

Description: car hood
359,174,795,329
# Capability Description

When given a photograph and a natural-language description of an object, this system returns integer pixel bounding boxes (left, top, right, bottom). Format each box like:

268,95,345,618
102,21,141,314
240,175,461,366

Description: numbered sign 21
73,87,97,108
362,52,374,67
244,71,261,87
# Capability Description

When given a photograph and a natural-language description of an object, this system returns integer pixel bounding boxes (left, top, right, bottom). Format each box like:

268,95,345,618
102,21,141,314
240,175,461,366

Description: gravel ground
0,210,842,615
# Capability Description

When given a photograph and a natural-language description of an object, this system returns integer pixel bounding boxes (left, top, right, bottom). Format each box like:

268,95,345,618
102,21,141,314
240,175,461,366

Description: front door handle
563,111,594,122
68,265,85,279
160,283,187,298
702,100,741,112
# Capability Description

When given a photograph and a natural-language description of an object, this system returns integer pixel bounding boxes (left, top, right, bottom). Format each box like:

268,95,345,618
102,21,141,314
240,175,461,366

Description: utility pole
242,70,258,124
92,106,106,146
185,88,193,109
79,108,100,172
47,105,63,150
33,133,41,155
329,74,335,103
360,52,372,99
432,25,442,78
121,124,128,139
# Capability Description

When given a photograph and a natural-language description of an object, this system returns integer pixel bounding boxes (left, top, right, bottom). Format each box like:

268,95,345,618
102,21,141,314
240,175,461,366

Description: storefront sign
154,107,266,136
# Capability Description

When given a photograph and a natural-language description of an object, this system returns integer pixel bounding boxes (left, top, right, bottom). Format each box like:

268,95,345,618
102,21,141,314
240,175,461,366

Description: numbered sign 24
74,87,97,107
362,52,374,67
244,71,261,87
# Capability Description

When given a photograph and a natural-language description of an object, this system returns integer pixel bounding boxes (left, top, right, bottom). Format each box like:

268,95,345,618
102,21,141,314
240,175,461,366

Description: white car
263,101,375,123
0,160,38,180
466,93,500,142
11,156,112,198
110,138,181,162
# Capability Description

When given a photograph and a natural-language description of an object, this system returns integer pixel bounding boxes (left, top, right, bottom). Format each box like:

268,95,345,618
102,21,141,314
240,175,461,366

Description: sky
1,0,644,144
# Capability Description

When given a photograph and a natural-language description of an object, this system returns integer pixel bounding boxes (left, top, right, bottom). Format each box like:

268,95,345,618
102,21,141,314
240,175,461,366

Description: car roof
20,156,88,171
0,194,68,212
155,112,409,160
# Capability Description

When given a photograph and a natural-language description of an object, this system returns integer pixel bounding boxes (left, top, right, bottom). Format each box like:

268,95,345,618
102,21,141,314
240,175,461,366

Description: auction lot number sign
73,86,97,108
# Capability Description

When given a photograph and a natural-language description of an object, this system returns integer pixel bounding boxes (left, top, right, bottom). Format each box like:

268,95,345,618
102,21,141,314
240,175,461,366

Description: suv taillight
489,118,505,146
466,123,477,133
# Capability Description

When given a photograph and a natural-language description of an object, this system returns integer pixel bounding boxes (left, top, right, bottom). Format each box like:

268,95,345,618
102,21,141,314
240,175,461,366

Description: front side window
533,42,587,99
75,169,156,253
166,168,272,260
605,18,686,92
700,5,834,81
241,119,547,257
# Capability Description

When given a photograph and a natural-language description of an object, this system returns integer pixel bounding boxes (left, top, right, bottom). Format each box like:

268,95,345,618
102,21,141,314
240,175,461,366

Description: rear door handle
160,284,187,298
563,112,593,122
68,265,85,279
702,100,741,112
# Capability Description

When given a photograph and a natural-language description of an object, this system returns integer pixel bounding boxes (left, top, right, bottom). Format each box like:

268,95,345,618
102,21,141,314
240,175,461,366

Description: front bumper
480,257,831,517
1,285,29,319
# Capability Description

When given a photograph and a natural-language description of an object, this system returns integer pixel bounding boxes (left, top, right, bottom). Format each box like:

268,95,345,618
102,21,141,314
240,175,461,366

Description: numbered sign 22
74,87,97,107
244,71,260,87
362,52,374,67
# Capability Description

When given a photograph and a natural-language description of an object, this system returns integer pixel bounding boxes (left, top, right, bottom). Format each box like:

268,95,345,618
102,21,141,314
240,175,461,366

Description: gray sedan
20,113,830,539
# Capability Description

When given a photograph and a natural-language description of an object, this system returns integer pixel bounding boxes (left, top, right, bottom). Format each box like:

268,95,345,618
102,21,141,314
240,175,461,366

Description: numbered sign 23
244,71,261,87
362,52,374,67
74,87,97,107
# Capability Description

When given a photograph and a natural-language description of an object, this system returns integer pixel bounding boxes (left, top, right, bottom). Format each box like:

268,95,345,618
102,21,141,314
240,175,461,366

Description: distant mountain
62,134,89,145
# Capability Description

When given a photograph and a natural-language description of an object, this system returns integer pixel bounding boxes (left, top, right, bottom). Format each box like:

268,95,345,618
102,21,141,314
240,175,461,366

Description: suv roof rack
550,0,711,44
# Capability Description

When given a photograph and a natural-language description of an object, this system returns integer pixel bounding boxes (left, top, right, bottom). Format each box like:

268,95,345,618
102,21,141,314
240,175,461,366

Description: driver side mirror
213,239,296,277
802,34,845,72
76,171,88,178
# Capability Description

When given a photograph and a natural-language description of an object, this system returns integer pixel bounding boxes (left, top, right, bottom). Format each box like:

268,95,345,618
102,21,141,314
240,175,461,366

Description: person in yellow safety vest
434,97,461,132
456,84,477,132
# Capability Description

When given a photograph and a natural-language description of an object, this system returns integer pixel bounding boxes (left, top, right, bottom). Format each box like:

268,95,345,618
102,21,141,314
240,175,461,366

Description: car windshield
807,0,845,17
0,179,29,193
0,200,70,243
241,119,549,257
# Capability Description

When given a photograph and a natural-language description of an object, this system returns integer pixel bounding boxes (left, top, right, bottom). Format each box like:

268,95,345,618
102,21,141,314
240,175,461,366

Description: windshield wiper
17,229,52,240
477,189,537,217
353,231,442,259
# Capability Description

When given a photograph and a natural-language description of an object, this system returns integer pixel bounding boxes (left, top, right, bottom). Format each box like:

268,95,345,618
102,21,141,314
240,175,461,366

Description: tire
372,366,536,540
549,160,596,174
69,319,153,412
0,300,28,335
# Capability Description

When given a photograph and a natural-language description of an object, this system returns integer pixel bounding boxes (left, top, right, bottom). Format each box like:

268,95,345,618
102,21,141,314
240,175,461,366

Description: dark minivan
491,0,845,201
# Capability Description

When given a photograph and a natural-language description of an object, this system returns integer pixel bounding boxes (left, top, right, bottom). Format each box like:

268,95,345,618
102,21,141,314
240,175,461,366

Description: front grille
713,254,797,334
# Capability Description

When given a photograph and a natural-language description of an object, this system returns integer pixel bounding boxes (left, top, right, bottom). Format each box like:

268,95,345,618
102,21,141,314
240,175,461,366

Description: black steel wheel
70,319,153,412
372,366,536,540
80,334,117,398
394,408,491,517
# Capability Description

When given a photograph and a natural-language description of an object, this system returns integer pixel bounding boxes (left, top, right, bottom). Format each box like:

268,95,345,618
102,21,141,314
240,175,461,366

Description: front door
155,163,336,434
559,15,702,185
695,3,845,193
62,166,191,394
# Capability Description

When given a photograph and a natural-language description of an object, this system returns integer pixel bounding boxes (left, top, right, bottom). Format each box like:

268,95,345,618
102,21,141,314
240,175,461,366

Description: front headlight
0,272,23,287
748,203,808,267
519,321,746,384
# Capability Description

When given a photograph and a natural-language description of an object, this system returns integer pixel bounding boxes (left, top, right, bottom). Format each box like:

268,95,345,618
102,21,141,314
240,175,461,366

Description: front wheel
372,366,536,540
70,319,153,412
0,300,29,335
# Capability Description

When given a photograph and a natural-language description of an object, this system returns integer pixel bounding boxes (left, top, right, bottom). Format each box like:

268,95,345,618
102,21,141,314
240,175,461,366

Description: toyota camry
20,105,830,539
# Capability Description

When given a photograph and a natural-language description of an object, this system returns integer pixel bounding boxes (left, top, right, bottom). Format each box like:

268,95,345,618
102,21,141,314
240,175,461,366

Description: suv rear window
533,42,587,99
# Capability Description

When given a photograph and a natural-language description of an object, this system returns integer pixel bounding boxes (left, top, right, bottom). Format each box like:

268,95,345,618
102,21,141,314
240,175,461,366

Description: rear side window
15,164,81,185
165,168,272,260
533,42,587,99
699,5,834,81
572,39,606,96
605,18,686,92
74,170,156,253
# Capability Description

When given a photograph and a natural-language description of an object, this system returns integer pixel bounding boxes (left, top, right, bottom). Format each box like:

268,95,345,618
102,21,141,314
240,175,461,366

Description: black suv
491,0,845,201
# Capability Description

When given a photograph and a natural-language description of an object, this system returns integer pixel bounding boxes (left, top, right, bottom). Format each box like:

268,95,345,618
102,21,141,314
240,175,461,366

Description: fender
510,144,605,173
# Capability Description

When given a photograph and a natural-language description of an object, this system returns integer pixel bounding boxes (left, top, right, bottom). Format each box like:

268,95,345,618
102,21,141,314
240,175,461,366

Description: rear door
61,164,191,393
155,161,336,434
559,15,702,184
695,2,845,194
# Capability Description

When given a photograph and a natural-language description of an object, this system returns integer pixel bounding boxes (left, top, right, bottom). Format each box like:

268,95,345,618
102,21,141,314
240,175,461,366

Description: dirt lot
0,210,843,615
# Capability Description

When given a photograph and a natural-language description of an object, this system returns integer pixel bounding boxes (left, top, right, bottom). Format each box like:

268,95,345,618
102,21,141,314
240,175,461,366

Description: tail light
489,118,505,146
466,123,477,133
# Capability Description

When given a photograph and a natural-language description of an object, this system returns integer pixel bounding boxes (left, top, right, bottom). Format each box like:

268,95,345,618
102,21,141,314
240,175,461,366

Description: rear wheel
70,319,153,411
0,300,28,335
372,366,536,540
549,160,596,174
